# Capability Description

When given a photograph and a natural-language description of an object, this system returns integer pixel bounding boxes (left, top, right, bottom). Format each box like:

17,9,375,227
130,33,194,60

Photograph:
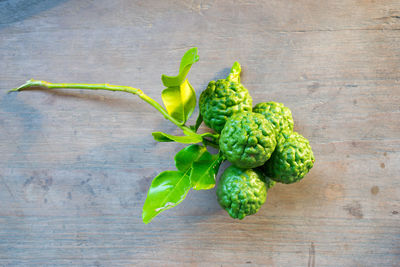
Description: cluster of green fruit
11,48,314,222
199,63,315,219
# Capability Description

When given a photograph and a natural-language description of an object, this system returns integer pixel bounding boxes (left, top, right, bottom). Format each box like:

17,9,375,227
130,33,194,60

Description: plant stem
10,79,195,133
227,61,241,83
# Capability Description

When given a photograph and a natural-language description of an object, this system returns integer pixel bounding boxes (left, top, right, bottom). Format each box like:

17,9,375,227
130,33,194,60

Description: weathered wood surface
1,0,399,266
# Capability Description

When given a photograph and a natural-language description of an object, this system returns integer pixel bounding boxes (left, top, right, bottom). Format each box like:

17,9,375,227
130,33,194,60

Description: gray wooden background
1,0,399,266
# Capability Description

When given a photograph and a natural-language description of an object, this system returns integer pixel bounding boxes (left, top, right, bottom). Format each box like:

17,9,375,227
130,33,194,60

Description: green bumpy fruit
199,79,252,133
263,131,315,184
219,112,276,168
217,166,267,219
253,102,294,134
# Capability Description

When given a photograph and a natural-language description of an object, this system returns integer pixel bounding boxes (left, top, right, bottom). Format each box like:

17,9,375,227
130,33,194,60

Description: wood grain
0,0,399,266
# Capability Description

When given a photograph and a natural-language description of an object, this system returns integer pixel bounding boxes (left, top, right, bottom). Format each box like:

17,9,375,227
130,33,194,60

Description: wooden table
1,1,399,266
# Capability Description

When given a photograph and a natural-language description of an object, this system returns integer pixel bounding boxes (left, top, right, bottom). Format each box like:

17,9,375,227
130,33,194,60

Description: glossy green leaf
161,80,196,124
201,132,219,139
174,144,207,172
152,132,174,142
227,61,241,83
194,113,203,132
152,131,203,144
142,170,191,224
190,153,224,190
161,47,199,87
160,48,198,123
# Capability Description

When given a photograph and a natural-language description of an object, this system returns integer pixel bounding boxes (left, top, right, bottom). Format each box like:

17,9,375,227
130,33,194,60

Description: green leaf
201,132,219,139
152,132,174,142
174,144,222,190
161,47,199,87
227,61,241,83
194,113,203,132
174,144,207,172
161,80,196,124
160,48,199,123
142,170,191,224
152,131,203,144
190,153,224,190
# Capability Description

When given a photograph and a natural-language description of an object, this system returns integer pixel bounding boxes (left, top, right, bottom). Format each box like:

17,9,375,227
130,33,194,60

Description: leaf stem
227,61,241,83
10,79,195,133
